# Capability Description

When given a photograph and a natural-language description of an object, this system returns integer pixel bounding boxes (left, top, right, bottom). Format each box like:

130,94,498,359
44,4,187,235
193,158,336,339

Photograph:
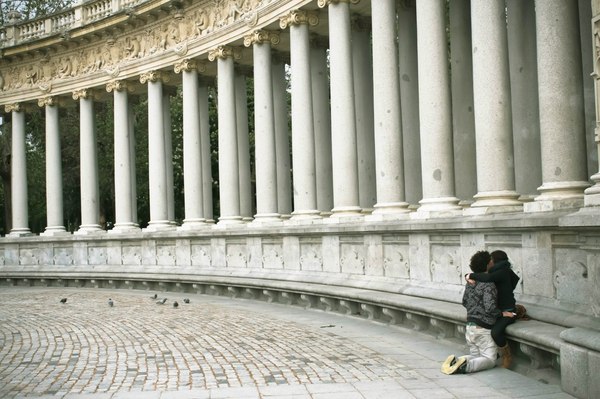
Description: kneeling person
442,250,506,374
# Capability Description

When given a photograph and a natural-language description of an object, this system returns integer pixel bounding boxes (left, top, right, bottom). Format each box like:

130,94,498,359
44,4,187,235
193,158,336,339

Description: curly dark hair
469,250,491,273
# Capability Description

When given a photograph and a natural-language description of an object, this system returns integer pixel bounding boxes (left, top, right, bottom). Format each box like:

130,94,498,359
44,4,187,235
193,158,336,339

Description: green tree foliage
0,0,75,26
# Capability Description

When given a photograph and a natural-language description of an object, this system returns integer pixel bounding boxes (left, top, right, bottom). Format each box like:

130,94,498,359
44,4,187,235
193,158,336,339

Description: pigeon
60,298,67,304
183,298,190,304
156,298,167,305
151,293,157,300
173,301,179,308
108,298,114,307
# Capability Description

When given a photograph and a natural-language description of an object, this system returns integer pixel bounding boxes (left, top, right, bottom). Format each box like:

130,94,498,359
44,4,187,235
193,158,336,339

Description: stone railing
1,0,145,46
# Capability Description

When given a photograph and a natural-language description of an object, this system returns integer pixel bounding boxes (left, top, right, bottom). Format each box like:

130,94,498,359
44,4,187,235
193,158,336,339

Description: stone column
449,0,477,206
199,81,214,222
468,1,522,214
371,0,410,217
310,42,334,216
526,0,590,212
209,46,244,224
352,17,376,213
235,71,253,221
245,30,281,223
280,10,321,220
273,58,293,217
141,71,173,230
6,104,31,236
73,89,103,234
38,97,67,235
107,80,139,233
398,0,422,208
584,16,600,207
163,91,175,225
128,102,138,227
414,0,461,216
319,0,361,217
175,59,207,229
507,0,541,202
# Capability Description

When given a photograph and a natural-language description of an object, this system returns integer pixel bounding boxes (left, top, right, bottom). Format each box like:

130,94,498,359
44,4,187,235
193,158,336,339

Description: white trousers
464,324,498,373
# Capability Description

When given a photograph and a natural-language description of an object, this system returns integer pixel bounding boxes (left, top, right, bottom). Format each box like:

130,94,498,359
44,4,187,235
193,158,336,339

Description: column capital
106,80,133,93
37,96,57,107
72,88,95,100
208,46,242,62
243,29,280,47
279,10,319,29
318,0,360,8
5,103,22,113
140,70,171,84
174,59,207,74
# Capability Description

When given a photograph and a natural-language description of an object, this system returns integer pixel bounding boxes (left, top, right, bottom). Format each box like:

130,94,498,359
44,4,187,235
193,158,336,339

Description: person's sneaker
441,355,456,374
449,356,467,374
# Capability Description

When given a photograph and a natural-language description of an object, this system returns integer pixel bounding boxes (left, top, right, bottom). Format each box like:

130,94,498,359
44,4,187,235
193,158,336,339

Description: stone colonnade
3,0,599,236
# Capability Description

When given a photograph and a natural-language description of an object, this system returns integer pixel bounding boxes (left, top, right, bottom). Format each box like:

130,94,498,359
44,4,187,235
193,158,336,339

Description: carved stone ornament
174,58,197,73
139,70,171,84
37,96,57,107
106,80,129,93
72,88,92,100
280,10,319,29
207,46,242,61
5,103,22,113
317,0,360,8
243,29,280,47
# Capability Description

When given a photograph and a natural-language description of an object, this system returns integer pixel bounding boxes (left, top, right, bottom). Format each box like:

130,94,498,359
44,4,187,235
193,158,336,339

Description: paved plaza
0,287,573,399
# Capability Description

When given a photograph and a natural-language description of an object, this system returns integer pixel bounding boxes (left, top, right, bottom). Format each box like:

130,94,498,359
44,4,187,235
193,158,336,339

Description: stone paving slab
0,287,574,399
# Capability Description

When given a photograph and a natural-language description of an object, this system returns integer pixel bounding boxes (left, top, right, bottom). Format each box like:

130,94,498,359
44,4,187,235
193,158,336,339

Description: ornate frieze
243,30,280,47
207,45,242,61
0,0,280,98
279,10,319,29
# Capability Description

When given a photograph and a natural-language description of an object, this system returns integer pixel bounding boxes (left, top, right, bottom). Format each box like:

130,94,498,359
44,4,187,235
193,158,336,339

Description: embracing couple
442,249,522,375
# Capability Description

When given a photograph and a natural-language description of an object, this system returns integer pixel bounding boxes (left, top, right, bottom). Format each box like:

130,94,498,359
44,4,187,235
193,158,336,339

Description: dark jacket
462,281,501,329
468,260,519,311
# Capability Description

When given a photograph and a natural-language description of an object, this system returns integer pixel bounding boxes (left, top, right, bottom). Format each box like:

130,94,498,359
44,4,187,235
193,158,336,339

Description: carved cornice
318,0,360,8
207,46,242,62
5,103,22,113
280,10,319,29
37,96,57,107
139,70,171,84
243,30,280,47
174,59,207,74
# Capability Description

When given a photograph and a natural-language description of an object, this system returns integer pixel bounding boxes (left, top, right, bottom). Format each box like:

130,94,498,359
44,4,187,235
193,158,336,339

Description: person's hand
464,274,475,285
502,311,517,318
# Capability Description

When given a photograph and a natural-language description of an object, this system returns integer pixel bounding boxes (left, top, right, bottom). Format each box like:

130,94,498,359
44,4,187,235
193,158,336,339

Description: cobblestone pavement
0,287,574,399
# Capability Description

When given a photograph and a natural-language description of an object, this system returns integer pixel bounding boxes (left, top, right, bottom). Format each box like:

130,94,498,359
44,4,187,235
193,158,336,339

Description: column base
41,226,70,236
75,226,106,235
470,190,522,207
251,213,282,226
144,221,177,232
179,219,211,231
371,201,411,214
216,216,245,226
524,181,589,213
109,223,141,234
584,175,600,207
290,210,322,221
8,228,33,237
330,206,363,217
413,197,462,218
463,205,524,216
